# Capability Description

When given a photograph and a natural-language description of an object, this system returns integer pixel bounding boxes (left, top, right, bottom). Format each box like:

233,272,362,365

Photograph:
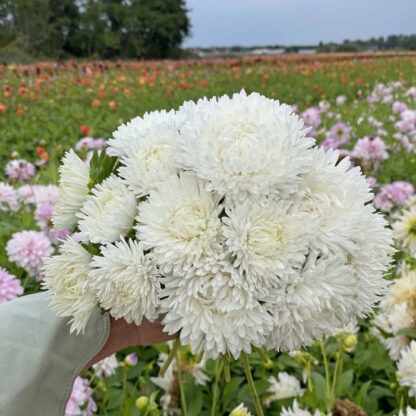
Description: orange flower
108,101,117,110
198,79,208,87
16,106,24,116
179,82,190,89
0,103,7,113
91,99,101,107
36,146,50,161
80,124,90,135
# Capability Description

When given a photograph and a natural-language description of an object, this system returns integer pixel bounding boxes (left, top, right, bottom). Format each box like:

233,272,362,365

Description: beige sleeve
0,292,110,416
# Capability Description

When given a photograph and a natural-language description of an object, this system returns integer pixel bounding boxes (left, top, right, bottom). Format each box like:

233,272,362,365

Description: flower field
1,52,416,416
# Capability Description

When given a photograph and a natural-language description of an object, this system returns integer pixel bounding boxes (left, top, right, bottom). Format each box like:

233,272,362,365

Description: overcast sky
183,0,416,47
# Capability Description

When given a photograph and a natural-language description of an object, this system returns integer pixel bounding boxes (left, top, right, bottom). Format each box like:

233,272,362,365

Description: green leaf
397,327,416,339
336,369,354,397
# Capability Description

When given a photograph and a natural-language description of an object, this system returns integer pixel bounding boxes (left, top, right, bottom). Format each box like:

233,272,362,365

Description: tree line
0,0,190,59
317,34,416,53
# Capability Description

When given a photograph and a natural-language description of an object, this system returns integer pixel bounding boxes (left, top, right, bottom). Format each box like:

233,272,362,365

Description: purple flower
125,352,138,367
75,137,95,151
393,133,414,152
76,137,107,151
5,159,36,181
92,354,118,378
0,182,20,212
66,377,97,416
406,86,416,98
6,231,53,278
321,138,342,151
374,181,415,212
301,107,321,129
35,202,54,230
0,267,23,303
325,122,352,145
17,184,59,206
395,110,416,133
351,136,388,169
392,101,408,114
366,176,378,188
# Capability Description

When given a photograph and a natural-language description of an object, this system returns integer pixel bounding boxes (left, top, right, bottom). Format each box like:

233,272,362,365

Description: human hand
85,314,177,369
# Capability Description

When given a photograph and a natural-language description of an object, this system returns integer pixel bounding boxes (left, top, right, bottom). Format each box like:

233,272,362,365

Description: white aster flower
117,110,180,197
266,242,389,352
92,354,118,378
160,268,273,359
223,199,316,288
398,407,416,416
42,237,96,333
53,150,90,231
89,238,159,324
388,271,416,307
108,110,182,158
136,173,223,274
177,90,314,201
296,148,372,213
397,340,416,397
281,400,322,416
229,403,252,416
393,205,416,256
77,175,136,244
264,372,304,406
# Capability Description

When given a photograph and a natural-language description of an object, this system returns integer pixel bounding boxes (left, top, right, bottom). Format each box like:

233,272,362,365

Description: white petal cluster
42,237,96,333
77,175,136,244
160,267,273,359
92,354,118,378
136,173,223,274
177,91,314,201
281,400,322,416
45,91,393,360
89,238,159,324
372,270,416,360
393,203,416,256
53,150,90,230
117,110,180,197
265,372,304,406
397,340,416,397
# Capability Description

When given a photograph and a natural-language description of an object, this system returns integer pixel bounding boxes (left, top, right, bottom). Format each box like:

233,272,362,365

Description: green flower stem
223,354,231,383
211,359,223,416
331,349,344,399
241,352,264,416
159,338,180,377
320,338,332,411
255,347,270,365
176,349,188,416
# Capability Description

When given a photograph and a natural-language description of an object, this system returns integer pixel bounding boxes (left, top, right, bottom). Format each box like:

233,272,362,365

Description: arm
85,315,176,368
0,292,175,416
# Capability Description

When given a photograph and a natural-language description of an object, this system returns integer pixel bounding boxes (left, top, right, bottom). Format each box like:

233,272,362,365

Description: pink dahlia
0,182,20,211
325,122,352,144
351,136,388,170
0,267,23,303
374,181,415,212
5,159,36,181
6,231,53,278
17,184,59,206
392,101,408,114
66,377,97,416
301,107,321,129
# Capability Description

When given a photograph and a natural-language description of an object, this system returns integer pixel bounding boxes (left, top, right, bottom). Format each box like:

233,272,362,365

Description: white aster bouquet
44,91,393,414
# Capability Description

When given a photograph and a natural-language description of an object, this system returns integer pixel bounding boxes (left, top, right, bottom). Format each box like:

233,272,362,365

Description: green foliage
0,0,190,59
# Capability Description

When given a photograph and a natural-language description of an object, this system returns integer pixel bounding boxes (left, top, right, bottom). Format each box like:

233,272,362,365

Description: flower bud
230,404,251,416
342,334,358,352
135,396,149,411
125,352,138,367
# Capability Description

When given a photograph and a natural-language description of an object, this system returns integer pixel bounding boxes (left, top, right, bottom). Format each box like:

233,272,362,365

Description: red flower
80,124,90,135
